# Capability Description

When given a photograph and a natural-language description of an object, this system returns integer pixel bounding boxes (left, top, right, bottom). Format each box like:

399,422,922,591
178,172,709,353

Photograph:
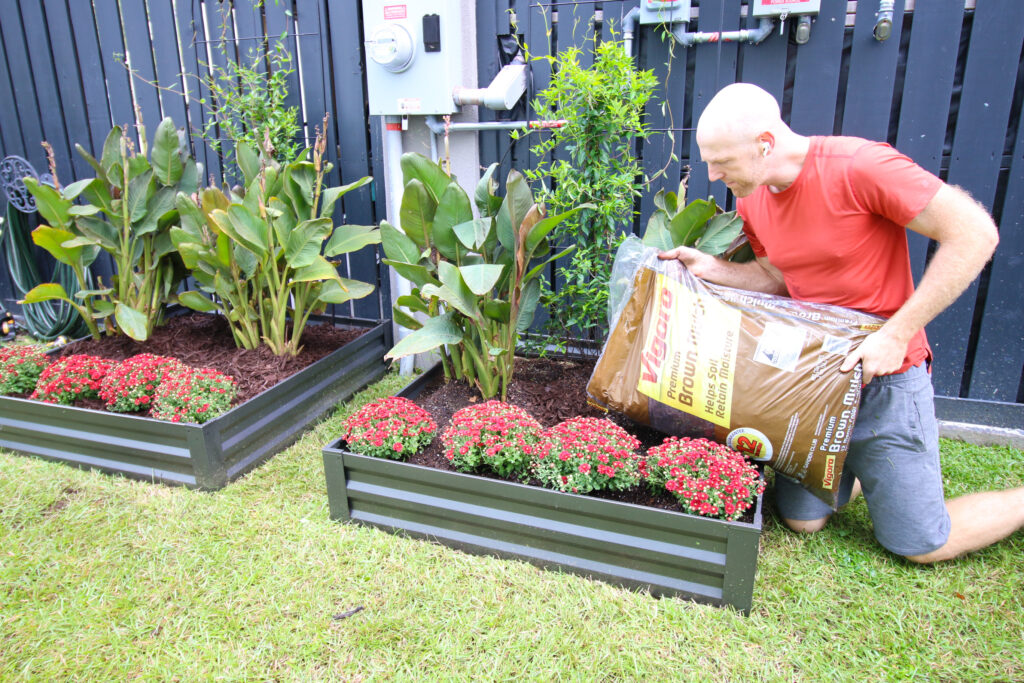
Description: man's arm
657,246,789,295
840,183,999,382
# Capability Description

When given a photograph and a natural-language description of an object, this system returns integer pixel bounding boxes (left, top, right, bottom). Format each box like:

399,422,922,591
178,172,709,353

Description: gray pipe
622,6,641,57
670,17,774,47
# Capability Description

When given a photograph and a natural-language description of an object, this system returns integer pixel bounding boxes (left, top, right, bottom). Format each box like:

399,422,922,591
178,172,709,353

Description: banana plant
21,117,198,341
641,180,753,261
172,124,380,355
383,152,590,400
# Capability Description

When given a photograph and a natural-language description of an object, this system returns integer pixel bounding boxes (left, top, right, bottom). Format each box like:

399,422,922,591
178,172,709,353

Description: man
659,82,1023,563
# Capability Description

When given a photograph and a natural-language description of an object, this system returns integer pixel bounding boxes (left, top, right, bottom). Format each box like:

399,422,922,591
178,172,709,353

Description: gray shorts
774,363,951,556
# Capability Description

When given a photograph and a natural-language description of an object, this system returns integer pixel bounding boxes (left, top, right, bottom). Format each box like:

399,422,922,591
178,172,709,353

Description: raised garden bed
323,363,764,614
1,313,392,489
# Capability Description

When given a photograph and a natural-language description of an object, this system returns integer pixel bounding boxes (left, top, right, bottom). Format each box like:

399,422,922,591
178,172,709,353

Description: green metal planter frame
1,316,392,489
322,366,764,614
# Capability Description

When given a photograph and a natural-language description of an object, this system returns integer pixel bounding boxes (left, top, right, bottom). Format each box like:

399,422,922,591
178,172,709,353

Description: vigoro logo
726,427,773,463
640,283,674,383
822,454,837,489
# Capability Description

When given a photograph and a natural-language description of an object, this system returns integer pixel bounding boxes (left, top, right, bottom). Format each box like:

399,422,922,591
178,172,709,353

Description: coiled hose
2,201,90,340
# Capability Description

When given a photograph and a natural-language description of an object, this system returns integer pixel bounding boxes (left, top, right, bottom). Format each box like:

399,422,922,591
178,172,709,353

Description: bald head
696,83,784,150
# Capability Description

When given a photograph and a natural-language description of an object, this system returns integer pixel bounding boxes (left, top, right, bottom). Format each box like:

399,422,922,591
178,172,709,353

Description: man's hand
840,328,909,384
657,245,717,279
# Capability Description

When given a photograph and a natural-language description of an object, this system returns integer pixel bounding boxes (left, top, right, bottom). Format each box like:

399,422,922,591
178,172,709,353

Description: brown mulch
50,312,364,413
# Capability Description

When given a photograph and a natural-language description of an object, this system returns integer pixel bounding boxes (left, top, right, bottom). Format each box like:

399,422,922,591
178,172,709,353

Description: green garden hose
2,201,90,340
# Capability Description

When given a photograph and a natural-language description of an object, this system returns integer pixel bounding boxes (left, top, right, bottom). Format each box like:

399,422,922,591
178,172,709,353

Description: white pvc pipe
383,116,415,376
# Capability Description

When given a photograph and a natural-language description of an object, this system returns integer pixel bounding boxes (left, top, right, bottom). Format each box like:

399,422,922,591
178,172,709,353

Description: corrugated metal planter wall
0,318,392,489
322,368,764,614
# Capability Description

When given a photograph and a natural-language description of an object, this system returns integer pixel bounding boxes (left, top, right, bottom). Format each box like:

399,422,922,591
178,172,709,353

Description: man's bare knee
783,517,830,534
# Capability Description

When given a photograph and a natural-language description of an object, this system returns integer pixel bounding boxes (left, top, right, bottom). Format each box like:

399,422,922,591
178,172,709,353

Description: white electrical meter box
751,0,820,17
362,0,462,115
638,0,691,25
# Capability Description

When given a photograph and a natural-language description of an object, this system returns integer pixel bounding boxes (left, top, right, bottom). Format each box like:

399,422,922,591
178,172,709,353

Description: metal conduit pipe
424,116,567,135
670,17,774,47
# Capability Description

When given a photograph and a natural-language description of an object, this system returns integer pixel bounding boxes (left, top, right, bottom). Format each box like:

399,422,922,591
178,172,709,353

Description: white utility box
750,0,821,17
362,0,462,115
638,0,691,25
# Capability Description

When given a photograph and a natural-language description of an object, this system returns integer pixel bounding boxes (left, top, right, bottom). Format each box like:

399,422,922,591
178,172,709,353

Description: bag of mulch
587,237,884,507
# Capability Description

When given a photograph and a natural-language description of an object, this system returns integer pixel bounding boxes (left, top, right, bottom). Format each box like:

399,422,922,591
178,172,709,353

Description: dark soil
42,312,364,416
399,356,735,516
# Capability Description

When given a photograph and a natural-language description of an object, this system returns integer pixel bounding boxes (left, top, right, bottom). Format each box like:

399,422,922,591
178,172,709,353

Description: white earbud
761,143,770,157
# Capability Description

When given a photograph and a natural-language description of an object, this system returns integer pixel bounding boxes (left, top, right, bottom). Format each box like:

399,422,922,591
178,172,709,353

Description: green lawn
2,370,1022,681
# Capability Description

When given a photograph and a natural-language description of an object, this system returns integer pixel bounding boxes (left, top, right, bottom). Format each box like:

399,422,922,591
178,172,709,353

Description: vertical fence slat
929,1,1024,398
840,0,904,141
67,2,113,155
895,1,963,284
638,24,685,224
323,0,377,319
686,0,742,206
788,1,846,136
475,0,501,179
264,0,303,121
0,14,28,159
148,1,189,133
174,0,212,179
18,0,74,185
120,0,163,145
93,0,138,140
737,13,787,106
295,0,328,149
969,110,1024,402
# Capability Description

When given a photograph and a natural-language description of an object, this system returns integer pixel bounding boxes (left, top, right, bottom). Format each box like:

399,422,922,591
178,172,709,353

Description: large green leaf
99,126,123,181
641,211,672,251
380,220,421,264
324,224,381,257
23,178,70,229
75,145,108,185
432,181,473,260
285,218,333,269
435,261,482,320
320,176,372,219
453,218,492,251
136,186,177,236
316,277,374,304
237,143,260,186
223,204,270,257
523,205,591,258
482,299,510,323
285,162,316,214
459,263,505,296
474,162,501,217
396,293,429,314
384,312,463,360
382,259,436,289
391,305,424,331
400,153,450,203
114,303,149,341
696,211,744,256
174,193,206,236
497,169,533,251
670,198,717,247
125,170,154,224
524,245,575,282
178,290,219,312
19,282,72,305
151,118,183,186
292,255,341,284
31,225,81,266
515,277,541,333
400,178,436,249
74,215,118,251
81,177,115,216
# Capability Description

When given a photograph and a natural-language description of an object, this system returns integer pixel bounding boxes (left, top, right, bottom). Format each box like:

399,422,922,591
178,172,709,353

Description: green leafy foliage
21,118,198,341
172,122,378,355
199,38,301,174
381,153,589,400
516,39,657,351
641,180,754,261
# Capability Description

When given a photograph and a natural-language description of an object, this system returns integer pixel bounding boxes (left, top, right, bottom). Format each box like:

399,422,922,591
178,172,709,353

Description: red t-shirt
737,136,942,374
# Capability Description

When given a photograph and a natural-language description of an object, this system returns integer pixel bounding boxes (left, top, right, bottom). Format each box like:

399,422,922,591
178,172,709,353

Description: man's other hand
841,328,910,384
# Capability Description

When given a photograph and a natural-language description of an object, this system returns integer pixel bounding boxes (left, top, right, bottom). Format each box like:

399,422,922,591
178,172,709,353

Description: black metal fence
1,1,1021,423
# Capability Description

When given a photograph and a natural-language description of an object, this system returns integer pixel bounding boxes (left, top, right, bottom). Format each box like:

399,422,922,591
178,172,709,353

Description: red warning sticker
383,5,407,20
